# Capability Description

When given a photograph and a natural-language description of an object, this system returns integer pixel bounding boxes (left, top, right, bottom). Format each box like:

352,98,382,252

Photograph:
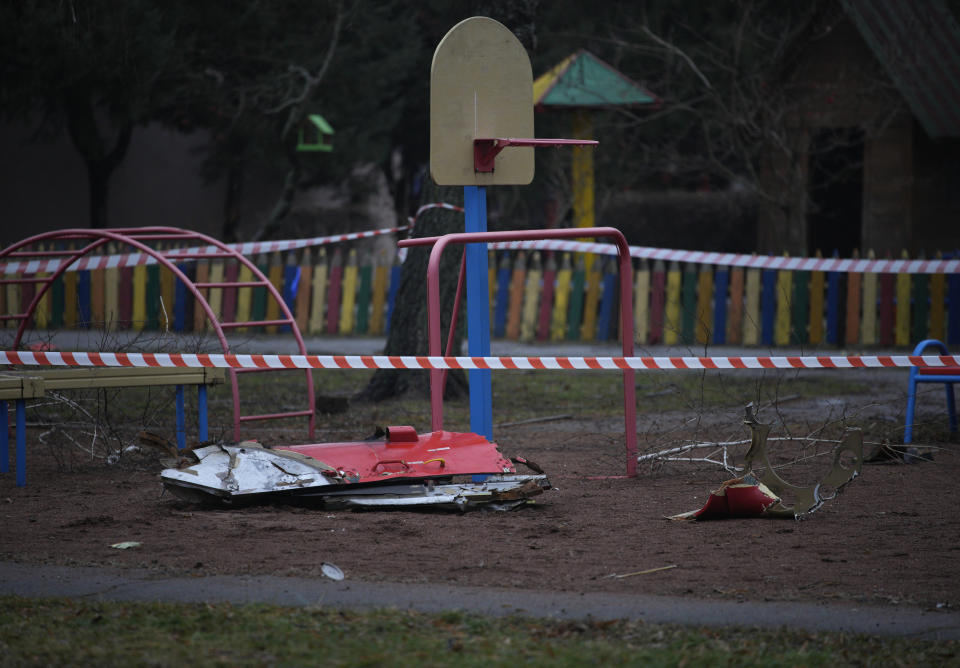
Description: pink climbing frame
0,227,316,440
399,227,639,477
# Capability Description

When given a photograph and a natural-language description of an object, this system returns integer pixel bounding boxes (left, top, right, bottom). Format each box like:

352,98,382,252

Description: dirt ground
3,378,959,613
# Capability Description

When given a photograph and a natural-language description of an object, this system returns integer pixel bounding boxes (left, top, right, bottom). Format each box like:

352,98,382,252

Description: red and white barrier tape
1,350,956,372
4,199,956,276
410,202,464,221
489,239,960,275
0,226,410,276
1,203,466,276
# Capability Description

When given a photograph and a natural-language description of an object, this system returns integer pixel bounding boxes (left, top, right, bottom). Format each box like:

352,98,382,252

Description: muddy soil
3,388,959,612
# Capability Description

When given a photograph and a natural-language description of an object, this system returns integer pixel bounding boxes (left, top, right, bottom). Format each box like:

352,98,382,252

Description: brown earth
2,397,958,612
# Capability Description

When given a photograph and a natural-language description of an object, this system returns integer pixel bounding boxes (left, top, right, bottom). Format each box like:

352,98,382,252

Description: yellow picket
773,258,792,346
265,251,283,333
308,248,328,335
235,262,254,333
695,264,713,344
104,244,120,329
34,244,49,329
369,251,389,335
580,255,602,341
743,266,761,345
664,261,682,345
206,259,225,331
551,253,572,341
63,244,78,328
520,252,542,341
339,249,358,335
193,259,209,332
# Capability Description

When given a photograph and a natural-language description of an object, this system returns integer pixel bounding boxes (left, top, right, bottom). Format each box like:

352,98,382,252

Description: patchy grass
0,596,954,667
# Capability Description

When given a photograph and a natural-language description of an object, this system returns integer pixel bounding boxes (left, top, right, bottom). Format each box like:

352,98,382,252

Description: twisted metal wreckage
160,426,549,510
669,405,864,520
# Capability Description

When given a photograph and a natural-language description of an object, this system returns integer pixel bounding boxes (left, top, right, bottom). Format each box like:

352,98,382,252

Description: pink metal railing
399,226,639,477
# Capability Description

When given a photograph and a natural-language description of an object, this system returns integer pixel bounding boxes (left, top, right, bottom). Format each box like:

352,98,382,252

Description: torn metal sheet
160,426,549,511
670,405,863,520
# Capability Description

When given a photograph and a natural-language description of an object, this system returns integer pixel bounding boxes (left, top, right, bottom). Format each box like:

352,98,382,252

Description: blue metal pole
197,385,209,443
175,385,186,450
464,186,493,440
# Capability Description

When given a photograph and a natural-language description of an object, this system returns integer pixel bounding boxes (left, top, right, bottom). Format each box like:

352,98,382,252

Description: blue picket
384,263,402,334
493,258,511,338
281,261,300,333
77,271,92,327
596,263,618,340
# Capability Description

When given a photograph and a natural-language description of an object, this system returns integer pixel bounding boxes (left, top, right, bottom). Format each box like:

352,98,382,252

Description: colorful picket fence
3,243,959,348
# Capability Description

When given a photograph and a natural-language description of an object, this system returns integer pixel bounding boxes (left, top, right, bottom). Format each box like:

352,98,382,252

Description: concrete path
1,562,957,640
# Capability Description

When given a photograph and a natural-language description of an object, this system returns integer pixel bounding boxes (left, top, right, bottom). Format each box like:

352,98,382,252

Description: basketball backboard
430,17,534,186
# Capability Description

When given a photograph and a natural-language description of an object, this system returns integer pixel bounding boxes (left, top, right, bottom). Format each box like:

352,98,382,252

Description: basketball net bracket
473,138,598,173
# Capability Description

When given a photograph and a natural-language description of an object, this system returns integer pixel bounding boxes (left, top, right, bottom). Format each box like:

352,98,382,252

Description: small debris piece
110,541,141,550
669,404,863,521
321,563,345,580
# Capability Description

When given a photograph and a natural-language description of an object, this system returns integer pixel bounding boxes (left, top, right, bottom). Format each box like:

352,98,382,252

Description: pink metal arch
0,227,315,440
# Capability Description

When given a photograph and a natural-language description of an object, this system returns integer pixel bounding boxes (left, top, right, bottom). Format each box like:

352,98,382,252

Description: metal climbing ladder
0,226,316,441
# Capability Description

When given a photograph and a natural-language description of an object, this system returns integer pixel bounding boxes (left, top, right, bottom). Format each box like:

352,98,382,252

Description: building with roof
758,0,960,257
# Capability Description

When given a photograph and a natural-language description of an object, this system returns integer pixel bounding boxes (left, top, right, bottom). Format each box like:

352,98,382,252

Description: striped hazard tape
0,226,410,276
1,202,467,276
1,350,956,371
4,200,956,275
489,239,960,274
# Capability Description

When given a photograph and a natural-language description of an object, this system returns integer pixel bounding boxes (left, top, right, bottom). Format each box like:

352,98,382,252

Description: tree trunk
221,148,245,243
355,179,467,402
63,93,133,229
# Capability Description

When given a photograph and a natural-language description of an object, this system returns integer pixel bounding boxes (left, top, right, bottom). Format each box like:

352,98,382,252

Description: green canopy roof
533,49,658,109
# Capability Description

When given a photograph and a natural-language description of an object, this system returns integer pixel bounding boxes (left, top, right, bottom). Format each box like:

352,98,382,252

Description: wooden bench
905,339,959,444
1,366,225,487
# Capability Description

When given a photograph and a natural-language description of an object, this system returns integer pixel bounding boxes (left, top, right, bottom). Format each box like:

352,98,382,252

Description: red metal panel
280,429,514,483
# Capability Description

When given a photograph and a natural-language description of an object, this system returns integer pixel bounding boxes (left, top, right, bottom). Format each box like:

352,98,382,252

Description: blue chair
904,339,959,444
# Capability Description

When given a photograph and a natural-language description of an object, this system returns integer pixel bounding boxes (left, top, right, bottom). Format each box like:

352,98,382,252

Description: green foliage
1,596,955,666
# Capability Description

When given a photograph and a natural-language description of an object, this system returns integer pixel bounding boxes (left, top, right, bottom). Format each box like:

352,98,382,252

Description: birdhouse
296,114,334,152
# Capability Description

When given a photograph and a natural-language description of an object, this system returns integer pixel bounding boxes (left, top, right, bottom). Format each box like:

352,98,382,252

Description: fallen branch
497,414,573,428
607,564,678,579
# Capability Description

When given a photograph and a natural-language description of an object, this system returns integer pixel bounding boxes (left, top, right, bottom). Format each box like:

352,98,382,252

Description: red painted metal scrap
279,428,514,484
